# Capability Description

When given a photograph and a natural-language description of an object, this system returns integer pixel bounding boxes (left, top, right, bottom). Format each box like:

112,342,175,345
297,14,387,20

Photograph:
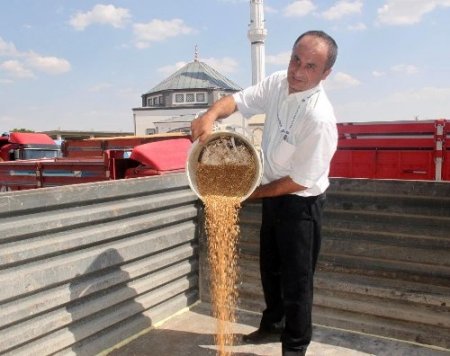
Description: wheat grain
197,152,257,356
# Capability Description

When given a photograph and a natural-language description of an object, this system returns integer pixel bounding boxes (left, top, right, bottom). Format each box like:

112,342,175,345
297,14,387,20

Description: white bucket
186,131,263,202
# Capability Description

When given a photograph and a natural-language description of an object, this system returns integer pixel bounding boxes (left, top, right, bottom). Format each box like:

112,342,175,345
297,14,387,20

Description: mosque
132,0,267,147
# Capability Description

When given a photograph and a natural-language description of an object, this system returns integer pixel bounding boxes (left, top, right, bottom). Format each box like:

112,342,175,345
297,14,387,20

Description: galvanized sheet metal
0,173,199,355
200,178,450,349
3,175,450,353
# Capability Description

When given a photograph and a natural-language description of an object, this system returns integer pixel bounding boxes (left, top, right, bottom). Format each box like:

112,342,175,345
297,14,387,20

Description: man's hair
293,30,338,71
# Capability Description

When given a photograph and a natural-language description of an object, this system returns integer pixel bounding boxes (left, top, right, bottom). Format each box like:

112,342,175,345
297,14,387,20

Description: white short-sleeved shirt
233,70,338,197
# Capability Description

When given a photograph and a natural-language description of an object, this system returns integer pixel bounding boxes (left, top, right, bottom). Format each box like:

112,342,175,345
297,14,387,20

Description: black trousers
259,193,326,351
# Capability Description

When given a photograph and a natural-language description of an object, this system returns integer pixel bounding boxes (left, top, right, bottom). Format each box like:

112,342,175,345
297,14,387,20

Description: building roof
154,114,198,124
145,60,242,95
41,130,134,140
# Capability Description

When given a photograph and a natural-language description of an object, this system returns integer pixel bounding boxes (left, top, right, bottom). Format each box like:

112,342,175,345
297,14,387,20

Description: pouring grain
197,154,257,356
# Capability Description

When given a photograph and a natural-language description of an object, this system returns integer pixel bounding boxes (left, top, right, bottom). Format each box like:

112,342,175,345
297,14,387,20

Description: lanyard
276,89,320,140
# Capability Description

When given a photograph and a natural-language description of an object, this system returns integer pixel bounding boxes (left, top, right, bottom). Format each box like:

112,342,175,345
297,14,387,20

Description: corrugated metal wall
2,175,449,353
200,178,450,349
0,173,199,355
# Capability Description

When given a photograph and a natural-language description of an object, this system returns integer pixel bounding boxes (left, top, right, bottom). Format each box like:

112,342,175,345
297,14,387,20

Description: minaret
248,0,267,85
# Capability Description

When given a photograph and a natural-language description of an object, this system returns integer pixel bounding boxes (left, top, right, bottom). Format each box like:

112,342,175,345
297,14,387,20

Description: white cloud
390,86,450,105
88,83,113,92
372,70,386,77
325,71,361,90
0,36,20,57
69,4,131,31
157,61,188,77
133,19,195,49
265,5,278,14
266,51,291,66
0,60,35,79
347,22,367,31
377,0,450,26
386,86,450,120
334,86,450,123
372,64,418,77
217,0,247,3
0,115,15,124
116,87,140,101
27,53,71,74
157,57,238,78
0,37,71,80
283,0,316,17
322,0,363,20
391,64,419,75
203,57,239,74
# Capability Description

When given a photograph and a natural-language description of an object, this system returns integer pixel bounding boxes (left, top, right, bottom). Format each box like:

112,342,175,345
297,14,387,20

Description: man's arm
249,176,307,199
191,95,238,143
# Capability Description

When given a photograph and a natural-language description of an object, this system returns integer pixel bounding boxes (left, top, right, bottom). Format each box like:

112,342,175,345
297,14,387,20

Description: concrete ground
107,302,449,356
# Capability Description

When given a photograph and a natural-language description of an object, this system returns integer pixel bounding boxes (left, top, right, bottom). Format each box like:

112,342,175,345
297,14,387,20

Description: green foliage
10,128,35,133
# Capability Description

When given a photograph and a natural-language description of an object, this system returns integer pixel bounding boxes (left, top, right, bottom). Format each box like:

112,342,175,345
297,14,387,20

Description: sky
1,0,450,133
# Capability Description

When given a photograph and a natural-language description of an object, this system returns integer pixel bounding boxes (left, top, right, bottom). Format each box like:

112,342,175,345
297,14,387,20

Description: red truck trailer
1,119,449,192
0,134,192,191
329,119,449,181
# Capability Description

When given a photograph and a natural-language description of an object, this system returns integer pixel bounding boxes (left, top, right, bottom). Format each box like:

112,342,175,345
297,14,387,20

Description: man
191,30,338,356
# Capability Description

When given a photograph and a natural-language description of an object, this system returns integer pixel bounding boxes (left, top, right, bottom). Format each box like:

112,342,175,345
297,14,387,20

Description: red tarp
130,137,192,171
9,132,56,145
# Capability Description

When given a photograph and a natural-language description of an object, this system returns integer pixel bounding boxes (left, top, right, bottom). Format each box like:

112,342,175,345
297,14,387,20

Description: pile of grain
197,137,257,356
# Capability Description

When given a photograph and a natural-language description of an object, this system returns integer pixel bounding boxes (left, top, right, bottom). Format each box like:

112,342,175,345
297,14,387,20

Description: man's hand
191,111,216,143
246,176,307,200
190,95,238,143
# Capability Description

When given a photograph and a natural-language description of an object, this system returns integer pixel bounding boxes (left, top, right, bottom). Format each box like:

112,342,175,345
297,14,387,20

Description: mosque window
175,93,184,103
186,93,195,102
147,95,164,107
196,93,206,102
173,92,207,105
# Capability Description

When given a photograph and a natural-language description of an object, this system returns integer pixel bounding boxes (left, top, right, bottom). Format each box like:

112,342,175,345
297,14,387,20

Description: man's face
287,35,332,94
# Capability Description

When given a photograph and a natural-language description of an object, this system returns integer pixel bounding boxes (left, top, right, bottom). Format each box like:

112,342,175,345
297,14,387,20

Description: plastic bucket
186,131,263,202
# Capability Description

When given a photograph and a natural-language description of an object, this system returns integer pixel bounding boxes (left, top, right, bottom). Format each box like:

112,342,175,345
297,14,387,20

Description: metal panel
0,173,199,355
199,178,450,349
3,173,450,353
331,119,448,181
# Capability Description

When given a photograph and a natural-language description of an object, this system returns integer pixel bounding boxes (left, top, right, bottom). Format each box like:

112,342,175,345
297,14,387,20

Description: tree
10,128,35,133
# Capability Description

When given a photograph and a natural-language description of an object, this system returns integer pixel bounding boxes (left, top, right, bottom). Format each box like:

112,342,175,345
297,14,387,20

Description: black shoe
242,327,282,344
282,346,307,356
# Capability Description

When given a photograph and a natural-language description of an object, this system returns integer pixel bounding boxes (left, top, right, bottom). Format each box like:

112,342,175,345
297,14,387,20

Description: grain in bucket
186,132,263,355
186,131,263,201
